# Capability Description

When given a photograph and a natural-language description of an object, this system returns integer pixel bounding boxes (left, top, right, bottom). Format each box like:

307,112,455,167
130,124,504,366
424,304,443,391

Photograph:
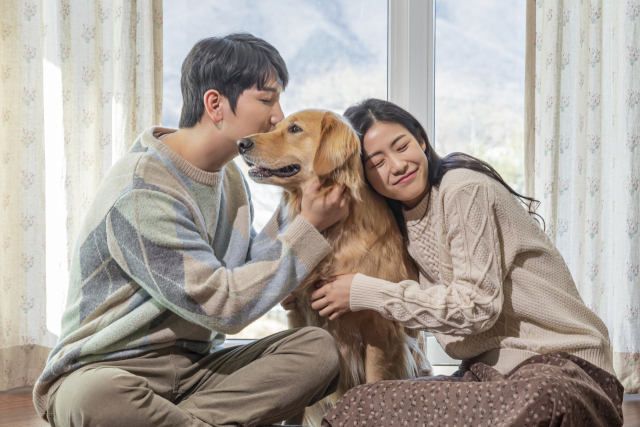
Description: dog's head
238,110,364,201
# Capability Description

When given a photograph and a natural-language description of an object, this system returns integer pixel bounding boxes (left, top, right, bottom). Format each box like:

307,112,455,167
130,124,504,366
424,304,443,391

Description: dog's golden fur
241,110,432,425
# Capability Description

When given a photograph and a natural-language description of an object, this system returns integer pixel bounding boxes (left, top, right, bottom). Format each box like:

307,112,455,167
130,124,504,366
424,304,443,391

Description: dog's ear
313,111,361,177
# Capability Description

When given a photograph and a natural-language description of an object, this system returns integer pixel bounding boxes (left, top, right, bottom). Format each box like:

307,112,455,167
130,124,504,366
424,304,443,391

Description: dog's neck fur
282,158,397,244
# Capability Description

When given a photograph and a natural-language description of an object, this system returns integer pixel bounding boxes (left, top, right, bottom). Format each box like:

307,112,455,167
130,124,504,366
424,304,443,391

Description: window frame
387,0,461,366
388,0,436,146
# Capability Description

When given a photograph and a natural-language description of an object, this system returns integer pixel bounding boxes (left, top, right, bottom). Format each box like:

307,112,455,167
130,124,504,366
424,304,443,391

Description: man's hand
310,273,356,320
300,178,349,232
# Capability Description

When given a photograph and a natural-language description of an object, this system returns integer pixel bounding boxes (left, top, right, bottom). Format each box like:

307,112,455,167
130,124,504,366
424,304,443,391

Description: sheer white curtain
525,0,640,392
0,0,52,390
0,0,162,391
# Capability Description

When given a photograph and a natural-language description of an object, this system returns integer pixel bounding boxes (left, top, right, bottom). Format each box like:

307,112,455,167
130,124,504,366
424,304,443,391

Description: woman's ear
313,111,362,177
203,89,223,123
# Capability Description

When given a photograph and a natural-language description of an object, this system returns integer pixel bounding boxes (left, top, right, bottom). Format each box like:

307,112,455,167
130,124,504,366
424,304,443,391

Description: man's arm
106,189,332,335
240,170,288,262
245,207,286,262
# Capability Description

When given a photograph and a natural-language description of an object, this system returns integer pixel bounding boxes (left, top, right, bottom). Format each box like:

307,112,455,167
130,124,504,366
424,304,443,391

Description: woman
308,99,624,426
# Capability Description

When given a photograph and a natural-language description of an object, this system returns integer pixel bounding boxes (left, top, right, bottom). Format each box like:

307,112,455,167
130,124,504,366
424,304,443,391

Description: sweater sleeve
245,204,290,262
350,182,504,335
106,189,331,335
241,171,290,262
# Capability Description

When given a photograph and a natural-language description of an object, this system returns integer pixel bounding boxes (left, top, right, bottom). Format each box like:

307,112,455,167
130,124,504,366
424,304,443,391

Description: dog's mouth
244,160,301,178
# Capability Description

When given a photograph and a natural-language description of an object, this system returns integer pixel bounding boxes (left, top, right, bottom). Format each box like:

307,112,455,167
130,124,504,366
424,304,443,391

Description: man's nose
237,138,254,154
271,102,284,125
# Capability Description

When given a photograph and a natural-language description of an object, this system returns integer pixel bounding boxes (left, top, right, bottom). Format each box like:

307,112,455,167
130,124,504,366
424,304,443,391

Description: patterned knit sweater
350,168,615,377
33,127,331,420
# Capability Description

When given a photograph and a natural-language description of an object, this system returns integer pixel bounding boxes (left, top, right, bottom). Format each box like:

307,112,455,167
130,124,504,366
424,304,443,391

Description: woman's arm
314,182,505,335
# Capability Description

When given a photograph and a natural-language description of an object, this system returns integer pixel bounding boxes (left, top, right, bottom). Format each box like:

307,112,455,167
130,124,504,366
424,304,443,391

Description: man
34,33,347,427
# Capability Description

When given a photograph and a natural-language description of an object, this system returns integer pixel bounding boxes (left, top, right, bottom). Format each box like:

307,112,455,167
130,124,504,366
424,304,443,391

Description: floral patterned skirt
321,351,624,427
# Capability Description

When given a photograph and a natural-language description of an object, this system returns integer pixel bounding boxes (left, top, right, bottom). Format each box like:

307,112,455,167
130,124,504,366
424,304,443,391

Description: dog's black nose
237,138,254,154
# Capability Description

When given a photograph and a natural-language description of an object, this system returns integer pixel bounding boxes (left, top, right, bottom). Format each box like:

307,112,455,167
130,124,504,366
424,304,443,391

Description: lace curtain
0,0,162,391
525,0,640,392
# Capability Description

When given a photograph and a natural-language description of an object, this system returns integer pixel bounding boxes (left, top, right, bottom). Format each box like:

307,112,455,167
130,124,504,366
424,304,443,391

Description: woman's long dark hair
344,98,543,236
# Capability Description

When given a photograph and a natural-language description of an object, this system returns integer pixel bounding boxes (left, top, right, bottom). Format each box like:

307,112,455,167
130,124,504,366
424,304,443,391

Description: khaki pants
48,327,340,427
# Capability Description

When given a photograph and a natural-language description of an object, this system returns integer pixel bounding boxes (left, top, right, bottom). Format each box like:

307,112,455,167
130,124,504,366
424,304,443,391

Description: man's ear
203,89,223,123
313,111,361,177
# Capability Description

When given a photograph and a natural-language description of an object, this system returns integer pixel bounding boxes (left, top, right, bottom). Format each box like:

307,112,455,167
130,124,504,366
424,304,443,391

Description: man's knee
296,327,340,378
52,366,150,424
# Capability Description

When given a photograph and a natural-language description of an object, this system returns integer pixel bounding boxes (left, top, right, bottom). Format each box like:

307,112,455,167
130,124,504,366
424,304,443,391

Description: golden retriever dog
238,110,432,425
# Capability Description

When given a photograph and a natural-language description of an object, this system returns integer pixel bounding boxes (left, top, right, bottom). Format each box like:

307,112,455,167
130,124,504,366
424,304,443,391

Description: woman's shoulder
437,168,498,201
436,168,525,223
437,167,541,243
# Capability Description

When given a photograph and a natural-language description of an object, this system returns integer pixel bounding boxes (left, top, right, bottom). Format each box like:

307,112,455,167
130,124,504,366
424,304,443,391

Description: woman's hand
310,273,356,320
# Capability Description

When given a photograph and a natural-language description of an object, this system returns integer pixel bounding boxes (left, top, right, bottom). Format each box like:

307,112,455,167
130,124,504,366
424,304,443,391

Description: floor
0,387,638,426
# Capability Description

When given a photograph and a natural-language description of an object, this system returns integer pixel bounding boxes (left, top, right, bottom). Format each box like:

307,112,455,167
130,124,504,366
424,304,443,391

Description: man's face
223,76,285,144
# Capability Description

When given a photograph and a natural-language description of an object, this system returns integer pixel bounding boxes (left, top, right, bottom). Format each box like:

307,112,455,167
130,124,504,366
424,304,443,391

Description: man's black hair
179,33,289,128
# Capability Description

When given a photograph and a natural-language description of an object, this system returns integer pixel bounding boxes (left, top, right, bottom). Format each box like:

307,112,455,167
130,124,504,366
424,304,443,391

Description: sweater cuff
350,273,389,313
280,215,332,271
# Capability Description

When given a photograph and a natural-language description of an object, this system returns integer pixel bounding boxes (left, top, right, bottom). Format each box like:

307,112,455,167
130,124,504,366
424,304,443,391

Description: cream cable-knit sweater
350,168,615,376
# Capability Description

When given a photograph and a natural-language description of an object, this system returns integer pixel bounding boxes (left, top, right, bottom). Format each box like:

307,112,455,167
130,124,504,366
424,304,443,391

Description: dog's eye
289,125,302,133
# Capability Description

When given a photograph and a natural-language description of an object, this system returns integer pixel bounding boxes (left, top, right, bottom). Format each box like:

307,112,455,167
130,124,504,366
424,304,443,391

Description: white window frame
388,0,436,146
226,0,459,368
388,0,460,367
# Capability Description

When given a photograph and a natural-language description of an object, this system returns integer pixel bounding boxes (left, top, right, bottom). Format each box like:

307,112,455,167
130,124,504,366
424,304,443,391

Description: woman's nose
389,155,408,175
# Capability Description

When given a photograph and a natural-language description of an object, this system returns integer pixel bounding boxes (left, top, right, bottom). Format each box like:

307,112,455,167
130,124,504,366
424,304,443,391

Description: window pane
163,0,388,339
435,0,526,193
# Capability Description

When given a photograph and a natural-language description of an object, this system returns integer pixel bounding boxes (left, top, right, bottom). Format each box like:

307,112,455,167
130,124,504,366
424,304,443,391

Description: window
163,0,388,339
435,0,526,193
162,0,525,352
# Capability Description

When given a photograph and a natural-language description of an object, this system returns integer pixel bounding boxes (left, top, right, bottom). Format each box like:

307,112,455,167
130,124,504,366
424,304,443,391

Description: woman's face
362,121,430,209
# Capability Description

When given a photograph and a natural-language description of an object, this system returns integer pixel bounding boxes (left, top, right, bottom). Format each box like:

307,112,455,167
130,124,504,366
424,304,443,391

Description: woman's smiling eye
398,143,409,152
289,124,302,133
